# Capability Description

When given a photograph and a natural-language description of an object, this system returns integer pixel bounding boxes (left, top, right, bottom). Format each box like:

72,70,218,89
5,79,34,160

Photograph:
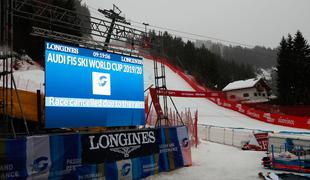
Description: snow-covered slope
13,70,44,93
143,58,308,132
0,55,44,93
3,54,308,132
146,141,269,180
144,57,309,180
0,54,43,71
2,54,306,179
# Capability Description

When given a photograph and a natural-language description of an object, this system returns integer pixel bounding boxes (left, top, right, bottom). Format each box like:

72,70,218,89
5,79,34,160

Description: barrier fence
0,126,191,179
146,108,199,148
247,103,310,117
143,55,310,130
260,133,310,173
268,143,310,173
198,125,268,148
268,134,310,154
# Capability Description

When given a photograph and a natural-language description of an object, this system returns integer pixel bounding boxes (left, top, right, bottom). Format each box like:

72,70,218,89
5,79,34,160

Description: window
258,93,261,96
254,93,257,96
230,95,236,99
262,93,265,97
243,93,249,97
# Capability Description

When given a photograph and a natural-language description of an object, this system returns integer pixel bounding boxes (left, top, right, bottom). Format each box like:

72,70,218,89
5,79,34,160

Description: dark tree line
13,0,91,61
277,31,310,105
222,46,277,68
196,40,277,68
149,32,255,90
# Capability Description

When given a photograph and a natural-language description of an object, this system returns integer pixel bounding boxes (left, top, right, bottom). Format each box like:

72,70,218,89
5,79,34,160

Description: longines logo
88,131,155,150
247,111,260,118
223,102,232,108
236,104,245,113
217,98,222,106
278,117,294,125
110,145,141,158
87,131,156,158
263,113,275,123
82,129,158,163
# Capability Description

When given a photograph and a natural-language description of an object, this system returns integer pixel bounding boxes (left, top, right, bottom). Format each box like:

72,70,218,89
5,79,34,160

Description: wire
85,4,277,59
130,20,256,48
85,4,255,48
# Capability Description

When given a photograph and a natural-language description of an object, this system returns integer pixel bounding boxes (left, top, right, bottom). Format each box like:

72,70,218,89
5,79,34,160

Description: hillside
196,40,277,68
149,32,255,90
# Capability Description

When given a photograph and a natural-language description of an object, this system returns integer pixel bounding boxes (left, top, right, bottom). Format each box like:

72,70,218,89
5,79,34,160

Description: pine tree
286,34,296,104
277,31,310,105
293,31,310,104
149,31,255,90
277,36,290,104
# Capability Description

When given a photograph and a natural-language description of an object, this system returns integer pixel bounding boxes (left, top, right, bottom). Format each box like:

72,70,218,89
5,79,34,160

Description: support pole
12,75,29,135
37,89,42,131
169,96,184,125
145,99,153,126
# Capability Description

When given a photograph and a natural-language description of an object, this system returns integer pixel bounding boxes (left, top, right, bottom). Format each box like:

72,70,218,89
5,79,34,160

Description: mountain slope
143,57,308,132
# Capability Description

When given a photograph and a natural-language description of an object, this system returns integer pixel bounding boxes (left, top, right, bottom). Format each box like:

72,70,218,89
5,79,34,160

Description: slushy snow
143,57,308,180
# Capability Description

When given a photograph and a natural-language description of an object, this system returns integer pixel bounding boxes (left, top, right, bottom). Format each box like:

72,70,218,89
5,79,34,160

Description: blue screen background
45,42,145,128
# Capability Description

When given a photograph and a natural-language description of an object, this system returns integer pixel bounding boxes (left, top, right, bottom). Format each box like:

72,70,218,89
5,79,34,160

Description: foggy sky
83,0,310,48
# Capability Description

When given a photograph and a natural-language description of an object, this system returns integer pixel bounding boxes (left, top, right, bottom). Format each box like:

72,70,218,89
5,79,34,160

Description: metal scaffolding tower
1,0,29,137
153,57,170,126
1,0,151,137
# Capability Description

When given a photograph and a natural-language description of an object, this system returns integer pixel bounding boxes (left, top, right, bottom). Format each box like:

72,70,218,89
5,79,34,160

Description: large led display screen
45,42,145,128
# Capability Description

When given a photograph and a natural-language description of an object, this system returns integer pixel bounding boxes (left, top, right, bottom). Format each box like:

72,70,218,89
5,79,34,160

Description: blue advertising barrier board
45,42,145,128
0,126,191,180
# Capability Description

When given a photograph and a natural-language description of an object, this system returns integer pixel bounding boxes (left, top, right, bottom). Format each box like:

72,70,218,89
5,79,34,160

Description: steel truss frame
12,0,147,48
1,0,153,137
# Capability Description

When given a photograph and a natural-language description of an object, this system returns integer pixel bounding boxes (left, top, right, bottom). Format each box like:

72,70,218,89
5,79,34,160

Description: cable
130,20,257,48
85,4,277,59
85,4,255,47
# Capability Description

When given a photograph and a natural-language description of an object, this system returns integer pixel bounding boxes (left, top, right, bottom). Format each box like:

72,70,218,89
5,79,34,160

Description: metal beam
12,0,147,47
30,27,141,57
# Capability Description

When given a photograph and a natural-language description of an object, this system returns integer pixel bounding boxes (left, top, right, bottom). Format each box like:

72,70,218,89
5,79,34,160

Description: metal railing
198,125,268,148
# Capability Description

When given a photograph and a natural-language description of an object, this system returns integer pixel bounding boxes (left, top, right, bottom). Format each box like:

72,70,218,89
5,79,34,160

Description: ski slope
7,55,308,132
144,58,308,133
143,57,309,180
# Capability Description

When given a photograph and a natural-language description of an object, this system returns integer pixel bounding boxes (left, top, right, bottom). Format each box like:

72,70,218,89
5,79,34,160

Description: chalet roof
222,78,262,92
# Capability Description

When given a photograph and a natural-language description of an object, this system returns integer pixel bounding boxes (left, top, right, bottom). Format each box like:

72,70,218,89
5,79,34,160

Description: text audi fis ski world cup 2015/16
45,42,144,128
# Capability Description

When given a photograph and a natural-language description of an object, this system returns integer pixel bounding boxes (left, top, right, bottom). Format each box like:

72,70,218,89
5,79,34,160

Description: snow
222,78,261,91
143,58,309,133
142,57,309,179
256,68,273,81
0,55,44,93
147,141,270,180
13,70,44,93
0,54,43,71
4,54,309,179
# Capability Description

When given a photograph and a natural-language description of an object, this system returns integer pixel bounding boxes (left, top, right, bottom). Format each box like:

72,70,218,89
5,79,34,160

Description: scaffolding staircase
153,58,170,127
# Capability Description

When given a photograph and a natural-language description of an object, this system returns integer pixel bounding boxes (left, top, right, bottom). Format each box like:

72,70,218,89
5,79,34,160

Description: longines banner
0,126,190,179
81,129,159,163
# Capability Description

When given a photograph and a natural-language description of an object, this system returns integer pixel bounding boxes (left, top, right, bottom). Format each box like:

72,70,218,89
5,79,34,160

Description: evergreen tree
277,31,310,105
277,36,291,104
293,31,310,104
150,31,255,90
